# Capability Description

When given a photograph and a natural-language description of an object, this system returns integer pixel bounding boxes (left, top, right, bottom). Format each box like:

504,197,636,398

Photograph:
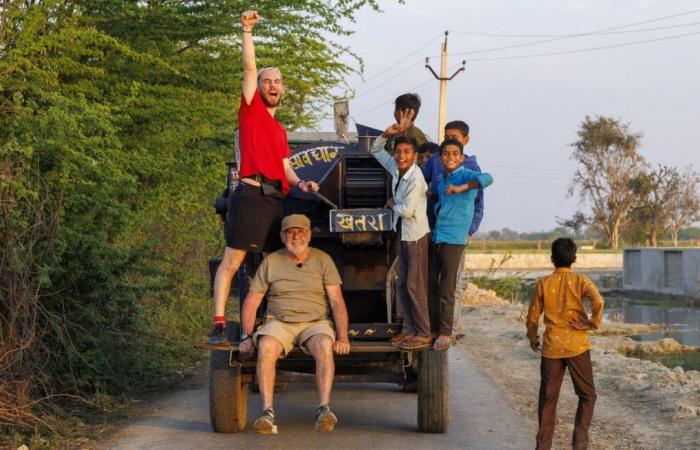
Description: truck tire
417,349,449,433
209,350,247,432
209,321,247,433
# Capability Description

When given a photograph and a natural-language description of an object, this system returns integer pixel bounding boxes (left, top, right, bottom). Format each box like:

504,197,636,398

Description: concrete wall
464,253,622,270
623,248,700,297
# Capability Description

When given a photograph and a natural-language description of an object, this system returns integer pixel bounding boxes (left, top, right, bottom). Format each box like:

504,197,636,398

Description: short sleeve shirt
249,248,342,322
238,89,292,194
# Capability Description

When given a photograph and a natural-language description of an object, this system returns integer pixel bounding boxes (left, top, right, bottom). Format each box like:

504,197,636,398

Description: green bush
469,254,534,302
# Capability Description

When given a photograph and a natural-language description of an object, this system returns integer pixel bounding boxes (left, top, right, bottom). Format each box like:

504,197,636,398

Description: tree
556,211,589,238
667,166,700,247
628,165,680,247
569,116,646,249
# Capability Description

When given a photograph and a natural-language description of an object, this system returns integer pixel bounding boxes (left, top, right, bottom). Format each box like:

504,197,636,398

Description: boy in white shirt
370,119,432,350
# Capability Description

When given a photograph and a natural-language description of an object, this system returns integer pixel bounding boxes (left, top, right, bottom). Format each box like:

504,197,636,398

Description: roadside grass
469,254,536,302
0,397,130,449
1,272,243,450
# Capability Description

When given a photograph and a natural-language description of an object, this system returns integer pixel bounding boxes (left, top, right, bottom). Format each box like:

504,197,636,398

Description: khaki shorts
253,318,336,357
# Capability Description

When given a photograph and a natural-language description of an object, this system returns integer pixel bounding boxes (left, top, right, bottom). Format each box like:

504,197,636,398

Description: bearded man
209,10,319,344
238,214,350,434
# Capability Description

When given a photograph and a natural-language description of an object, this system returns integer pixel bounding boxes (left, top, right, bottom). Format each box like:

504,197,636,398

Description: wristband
242,28,252,33
240,333,251,341
296,180,305,189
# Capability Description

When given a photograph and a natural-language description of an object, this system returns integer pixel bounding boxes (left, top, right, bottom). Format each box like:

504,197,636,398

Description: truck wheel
209,320,247,433
209,350,247,432
417,349,449,433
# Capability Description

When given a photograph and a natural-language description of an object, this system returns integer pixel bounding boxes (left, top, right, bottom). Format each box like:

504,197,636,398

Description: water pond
604,293,700,371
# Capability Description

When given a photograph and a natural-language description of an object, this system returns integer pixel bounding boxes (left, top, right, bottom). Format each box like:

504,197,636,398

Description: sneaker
314,404,337,432
253,408,278,434
207,323,227,345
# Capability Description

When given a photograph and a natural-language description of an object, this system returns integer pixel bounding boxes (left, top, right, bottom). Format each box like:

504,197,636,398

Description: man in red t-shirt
210,10,319,344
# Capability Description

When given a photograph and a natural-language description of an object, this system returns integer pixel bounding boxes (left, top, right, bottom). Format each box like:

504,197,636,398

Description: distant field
469,239,698,253
470,240,611,253
469,248,621,254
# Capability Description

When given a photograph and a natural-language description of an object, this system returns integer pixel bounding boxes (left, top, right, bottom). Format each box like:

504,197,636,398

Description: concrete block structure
623,248,700,297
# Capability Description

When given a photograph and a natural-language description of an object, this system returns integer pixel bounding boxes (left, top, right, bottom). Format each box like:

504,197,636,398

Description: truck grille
344,159,387,208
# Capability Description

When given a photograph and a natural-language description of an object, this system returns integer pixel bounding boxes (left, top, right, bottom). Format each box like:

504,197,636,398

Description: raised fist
241,10,259,28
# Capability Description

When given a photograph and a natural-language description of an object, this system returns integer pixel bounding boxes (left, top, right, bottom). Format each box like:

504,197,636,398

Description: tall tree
667,166,700,247
628,165,680,247
569,116,646,249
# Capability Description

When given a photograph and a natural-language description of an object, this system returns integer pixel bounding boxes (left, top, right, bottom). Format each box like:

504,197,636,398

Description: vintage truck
198,137,449,433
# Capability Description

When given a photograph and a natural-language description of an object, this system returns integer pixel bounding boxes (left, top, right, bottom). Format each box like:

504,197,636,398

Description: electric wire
349,8,700,124
467,30,700,62
353,60,423,99
450,20,700,39
443,7,700,57
352,62,463,119
350,33,442,90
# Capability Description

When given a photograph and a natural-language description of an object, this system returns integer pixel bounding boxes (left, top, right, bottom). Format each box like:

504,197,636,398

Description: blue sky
309,0,700,232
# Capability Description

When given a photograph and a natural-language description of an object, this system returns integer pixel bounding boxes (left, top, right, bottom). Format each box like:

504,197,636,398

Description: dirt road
105,347,534,450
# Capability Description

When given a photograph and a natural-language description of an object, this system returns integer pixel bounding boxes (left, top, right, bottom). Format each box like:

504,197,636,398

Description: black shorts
225,183,284,252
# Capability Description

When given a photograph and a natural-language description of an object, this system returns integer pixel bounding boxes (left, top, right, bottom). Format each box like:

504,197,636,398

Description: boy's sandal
390,332,412,347
400,335,433,350
433,335,452,351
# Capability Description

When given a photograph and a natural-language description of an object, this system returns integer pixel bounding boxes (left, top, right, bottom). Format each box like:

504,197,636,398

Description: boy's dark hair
392,135,418,152
439,138,463,154
551,237,577,268
418,142,440,155
394,93,421,119
445,120,470,137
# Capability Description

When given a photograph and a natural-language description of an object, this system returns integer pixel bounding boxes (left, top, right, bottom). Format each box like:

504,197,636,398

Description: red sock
213,316,225,327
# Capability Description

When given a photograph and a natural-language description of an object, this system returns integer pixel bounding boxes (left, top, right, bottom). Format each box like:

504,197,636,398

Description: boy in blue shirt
422,121,483,239
430,138,493,350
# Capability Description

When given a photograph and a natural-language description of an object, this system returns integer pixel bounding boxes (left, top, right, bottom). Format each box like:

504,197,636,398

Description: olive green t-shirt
383,125,429,152
249,248,342,322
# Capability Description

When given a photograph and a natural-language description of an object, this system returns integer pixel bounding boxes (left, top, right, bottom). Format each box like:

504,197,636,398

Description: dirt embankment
455,284,700,450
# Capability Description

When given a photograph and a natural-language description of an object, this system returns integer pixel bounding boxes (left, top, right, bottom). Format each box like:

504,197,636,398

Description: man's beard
261,92,281,108
286,242,308,257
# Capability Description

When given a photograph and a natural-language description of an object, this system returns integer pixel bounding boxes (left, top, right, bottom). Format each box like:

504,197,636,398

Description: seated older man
238,214,350,434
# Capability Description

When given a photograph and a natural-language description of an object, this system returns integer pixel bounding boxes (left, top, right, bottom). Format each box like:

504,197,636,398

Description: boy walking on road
526,237,605,450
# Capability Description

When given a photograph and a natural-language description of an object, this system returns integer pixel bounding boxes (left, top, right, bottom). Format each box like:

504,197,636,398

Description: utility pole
425,31,466,142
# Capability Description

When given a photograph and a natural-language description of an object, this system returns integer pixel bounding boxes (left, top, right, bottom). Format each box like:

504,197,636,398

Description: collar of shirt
553,267,573,273
442,165,465,181
394,162,421,183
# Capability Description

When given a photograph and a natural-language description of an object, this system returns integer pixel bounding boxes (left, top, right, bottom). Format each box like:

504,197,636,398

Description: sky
308,0,700,232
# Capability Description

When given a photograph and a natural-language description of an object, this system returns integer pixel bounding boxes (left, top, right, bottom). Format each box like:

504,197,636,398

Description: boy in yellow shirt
526,238,604,450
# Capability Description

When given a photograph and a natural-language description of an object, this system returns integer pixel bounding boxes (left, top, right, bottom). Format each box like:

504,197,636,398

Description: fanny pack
252,174,285,199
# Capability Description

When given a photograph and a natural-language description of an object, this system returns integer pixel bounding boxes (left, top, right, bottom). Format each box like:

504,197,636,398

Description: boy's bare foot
433,335,451,351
